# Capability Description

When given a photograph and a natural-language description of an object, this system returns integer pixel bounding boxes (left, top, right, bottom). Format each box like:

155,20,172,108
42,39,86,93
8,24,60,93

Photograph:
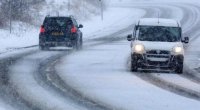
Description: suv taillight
40,25,45,33
71,26,77,33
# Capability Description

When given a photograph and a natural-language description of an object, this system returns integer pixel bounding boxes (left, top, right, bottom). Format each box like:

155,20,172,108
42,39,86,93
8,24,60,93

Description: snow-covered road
1,1,200,110
55,2,200,110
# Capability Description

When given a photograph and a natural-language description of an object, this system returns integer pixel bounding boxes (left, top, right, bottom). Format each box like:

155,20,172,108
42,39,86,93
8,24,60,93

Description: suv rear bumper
40,41,74,47
131,53,184,70
39,34,77,47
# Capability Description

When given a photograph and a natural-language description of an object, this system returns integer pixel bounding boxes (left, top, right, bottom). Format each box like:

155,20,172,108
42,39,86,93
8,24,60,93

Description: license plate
52,32,64,36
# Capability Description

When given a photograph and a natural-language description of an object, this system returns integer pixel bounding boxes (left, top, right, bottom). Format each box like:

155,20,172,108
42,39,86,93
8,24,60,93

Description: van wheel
175,62,183,74
131,60,138,72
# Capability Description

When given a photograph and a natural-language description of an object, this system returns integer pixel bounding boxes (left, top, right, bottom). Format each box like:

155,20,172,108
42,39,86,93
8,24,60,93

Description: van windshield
138,26,181,42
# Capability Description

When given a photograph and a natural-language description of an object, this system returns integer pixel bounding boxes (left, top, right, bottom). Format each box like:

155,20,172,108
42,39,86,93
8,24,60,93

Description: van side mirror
182,37,189,43
78,24,83,28
127,34,133,41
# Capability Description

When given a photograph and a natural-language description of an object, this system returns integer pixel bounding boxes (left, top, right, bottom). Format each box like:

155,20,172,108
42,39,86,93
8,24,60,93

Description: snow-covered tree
0,0,44,27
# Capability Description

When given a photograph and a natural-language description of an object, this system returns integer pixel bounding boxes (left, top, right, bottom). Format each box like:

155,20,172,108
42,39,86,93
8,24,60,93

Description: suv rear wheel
39,45,49,50
73,41,79,50
39,45,45,50
80,37,83,49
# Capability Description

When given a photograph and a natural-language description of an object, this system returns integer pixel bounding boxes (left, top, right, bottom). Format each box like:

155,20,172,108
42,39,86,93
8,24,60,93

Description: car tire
45,46,50,50
79,40,83,50
40,45,49,51
80,35,83,49
175,62,183,74
131,59,138,72
73,41,79,50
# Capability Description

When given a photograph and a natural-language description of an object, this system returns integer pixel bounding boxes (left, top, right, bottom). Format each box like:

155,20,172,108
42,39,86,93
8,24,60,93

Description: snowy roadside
0,22,38,53
82,8,145,40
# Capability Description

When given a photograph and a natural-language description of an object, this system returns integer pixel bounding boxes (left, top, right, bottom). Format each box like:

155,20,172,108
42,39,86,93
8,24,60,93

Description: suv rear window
43,17,73,29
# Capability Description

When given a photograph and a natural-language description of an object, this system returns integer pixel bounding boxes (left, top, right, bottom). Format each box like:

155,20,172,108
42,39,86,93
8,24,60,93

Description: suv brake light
71,26,77,33
40,25,45,33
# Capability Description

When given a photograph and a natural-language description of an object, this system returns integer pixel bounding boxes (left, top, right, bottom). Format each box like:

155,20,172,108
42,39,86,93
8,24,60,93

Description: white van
127,18,189,74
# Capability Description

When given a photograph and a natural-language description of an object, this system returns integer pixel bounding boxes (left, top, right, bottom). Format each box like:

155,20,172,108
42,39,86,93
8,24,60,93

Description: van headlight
173,46,183,54
134,44,145,53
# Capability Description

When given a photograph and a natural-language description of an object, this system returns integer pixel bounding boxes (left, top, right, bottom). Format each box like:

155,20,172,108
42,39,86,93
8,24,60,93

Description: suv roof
45,15,75,19
137,18,180,27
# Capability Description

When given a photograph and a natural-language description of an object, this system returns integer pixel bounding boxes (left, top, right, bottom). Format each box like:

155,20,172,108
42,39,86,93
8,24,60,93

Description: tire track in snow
132,71,200,101
0,48,41,110
37,53,117,110
9,51,92,110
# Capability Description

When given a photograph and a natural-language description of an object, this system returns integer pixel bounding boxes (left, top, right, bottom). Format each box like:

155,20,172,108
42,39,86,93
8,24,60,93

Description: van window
138,26,181,42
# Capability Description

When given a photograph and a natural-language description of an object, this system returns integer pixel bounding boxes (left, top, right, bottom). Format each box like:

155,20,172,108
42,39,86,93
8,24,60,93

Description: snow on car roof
138,18,180,27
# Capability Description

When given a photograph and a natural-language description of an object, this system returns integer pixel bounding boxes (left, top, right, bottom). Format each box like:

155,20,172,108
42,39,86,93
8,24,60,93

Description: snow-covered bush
0,0,45,27
0,0,106,28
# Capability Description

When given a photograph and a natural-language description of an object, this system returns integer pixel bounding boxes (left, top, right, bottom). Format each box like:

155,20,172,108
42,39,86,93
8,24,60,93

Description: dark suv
39,16,83,50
